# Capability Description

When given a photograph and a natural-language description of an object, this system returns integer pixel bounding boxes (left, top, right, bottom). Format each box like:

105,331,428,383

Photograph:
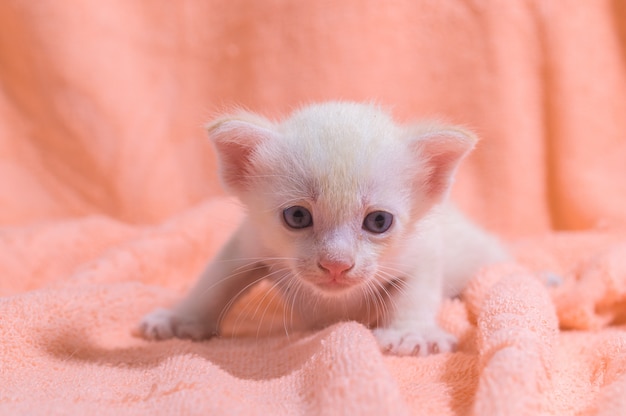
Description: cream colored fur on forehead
254,102,413,219
281,102,398,135
279,103,400,157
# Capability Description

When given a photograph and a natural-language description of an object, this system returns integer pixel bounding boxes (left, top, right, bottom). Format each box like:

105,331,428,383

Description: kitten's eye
283,206,313,229
363,211,393,234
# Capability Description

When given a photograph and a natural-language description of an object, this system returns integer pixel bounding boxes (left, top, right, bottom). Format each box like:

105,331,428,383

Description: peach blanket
2,1,626,414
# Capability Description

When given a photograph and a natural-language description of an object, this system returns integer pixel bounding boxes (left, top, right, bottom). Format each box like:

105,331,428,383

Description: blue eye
283,206,313,229
363,211,393,234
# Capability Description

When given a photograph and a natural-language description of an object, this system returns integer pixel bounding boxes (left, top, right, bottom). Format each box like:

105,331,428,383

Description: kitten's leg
137,228,266,340
372,250,456,356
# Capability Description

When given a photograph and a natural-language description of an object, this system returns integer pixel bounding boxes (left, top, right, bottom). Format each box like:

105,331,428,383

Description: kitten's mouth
310,275,362,294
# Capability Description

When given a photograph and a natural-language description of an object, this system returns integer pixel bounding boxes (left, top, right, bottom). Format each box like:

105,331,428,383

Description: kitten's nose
317,259,355,276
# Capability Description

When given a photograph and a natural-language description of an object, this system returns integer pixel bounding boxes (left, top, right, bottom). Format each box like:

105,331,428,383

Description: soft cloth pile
2,1,626,414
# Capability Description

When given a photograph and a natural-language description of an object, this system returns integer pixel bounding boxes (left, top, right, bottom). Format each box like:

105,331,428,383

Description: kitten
137,102,508,356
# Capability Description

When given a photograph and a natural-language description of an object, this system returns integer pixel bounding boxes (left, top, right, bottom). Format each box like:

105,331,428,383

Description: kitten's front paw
137,308,216,341
372,326,457,356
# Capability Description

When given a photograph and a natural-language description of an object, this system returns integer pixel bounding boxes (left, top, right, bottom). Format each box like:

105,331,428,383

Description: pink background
2,2,626,414
2,1,626,235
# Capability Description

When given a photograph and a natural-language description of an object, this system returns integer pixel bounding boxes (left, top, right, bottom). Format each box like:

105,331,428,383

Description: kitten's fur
138,102,508,356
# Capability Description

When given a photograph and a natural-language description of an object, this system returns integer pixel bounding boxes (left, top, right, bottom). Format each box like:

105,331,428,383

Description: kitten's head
207,102,476,297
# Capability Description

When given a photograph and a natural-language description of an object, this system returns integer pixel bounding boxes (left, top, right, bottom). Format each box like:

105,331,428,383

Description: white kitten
138,102,508,356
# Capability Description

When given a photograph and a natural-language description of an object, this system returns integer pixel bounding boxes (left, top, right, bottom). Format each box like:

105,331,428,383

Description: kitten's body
139,102,508,356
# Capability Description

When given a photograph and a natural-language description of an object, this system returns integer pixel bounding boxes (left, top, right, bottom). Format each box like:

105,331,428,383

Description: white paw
372,326,457,356
137,308,216,341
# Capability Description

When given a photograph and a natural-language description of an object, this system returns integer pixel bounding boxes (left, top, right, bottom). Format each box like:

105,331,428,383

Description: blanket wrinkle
2,209,626,415
35,312,408,414
468,268,558,415
555,242,626,330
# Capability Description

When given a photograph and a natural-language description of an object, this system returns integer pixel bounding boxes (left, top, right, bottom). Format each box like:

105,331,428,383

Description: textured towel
2,1,626,414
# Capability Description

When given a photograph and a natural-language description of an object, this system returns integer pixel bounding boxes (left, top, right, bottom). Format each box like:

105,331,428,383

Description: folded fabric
1,200,625,414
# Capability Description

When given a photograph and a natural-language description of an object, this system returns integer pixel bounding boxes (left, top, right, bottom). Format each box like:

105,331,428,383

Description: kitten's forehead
281,103,400,163
272,103,409,221
282,102,398,143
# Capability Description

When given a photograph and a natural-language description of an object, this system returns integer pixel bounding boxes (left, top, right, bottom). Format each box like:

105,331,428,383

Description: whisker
195,256,299,300
377,263,412,278
375,268,409,294
217,273,271,337
287,272,306,339
252,269,293,339
228,267,292,337
359,281,374,327
212,256,298,266
367,280,387,327
273,272,302,341
196,263,269,300
374,276,403,321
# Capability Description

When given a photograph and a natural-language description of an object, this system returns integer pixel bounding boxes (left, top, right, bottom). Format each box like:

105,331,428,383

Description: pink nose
318,259,355,276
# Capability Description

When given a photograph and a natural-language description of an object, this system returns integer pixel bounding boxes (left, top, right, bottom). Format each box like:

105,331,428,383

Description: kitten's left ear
206,112,277,193
409,125,478,202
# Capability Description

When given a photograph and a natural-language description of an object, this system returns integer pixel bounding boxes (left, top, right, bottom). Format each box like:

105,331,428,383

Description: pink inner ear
415,130,476,201
207,118,275,193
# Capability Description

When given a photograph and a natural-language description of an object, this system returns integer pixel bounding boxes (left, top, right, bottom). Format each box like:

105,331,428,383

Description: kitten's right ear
206,113,276,193
408,124,478,203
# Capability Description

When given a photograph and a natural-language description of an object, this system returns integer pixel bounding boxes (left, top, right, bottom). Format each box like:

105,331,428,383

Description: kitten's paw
372,326,457,356
136,308,216,341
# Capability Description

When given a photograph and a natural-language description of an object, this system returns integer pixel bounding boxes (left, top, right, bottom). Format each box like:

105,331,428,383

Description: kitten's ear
206,113,276,193
410,125,477,201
